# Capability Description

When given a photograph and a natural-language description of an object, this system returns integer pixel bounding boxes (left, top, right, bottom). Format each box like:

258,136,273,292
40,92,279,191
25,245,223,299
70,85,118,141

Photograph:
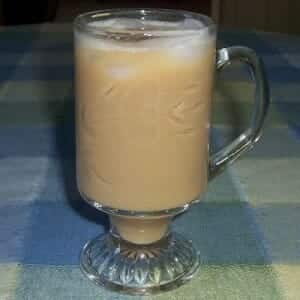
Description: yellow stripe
0,263,21,300
274,264,300,300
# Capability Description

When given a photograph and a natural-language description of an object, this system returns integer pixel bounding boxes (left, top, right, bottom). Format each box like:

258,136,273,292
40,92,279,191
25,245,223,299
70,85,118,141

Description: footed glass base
80,232,200,295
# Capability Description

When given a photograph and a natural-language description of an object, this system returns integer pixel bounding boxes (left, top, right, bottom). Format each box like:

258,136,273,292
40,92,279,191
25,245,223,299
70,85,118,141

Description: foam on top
75,17,214,52
87,17,206,34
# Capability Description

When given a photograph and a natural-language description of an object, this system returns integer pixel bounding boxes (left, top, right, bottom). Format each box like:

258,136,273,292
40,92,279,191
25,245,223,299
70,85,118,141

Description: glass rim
74,8,216,38
81,191,202,218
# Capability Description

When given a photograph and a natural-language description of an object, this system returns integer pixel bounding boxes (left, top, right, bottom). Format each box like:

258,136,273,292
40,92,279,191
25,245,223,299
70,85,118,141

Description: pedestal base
80,232,200,295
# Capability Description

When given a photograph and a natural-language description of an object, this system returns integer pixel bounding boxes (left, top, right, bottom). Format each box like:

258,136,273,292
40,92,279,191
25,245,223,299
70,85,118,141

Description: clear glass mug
74,9,269,295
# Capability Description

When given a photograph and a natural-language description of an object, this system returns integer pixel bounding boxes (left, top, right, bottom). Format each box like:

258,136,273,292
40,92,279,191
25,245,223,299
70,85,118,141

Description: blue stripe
220,30,300,84
0,126,223,158
0,41,36,52
218,66,300,83
219,30,276,54
32,42,73,51
266,66,300,83
0,200,272,264
1,119,298,160
0,124,74,158
13,32,71,40
257,33,300,54
274,101,300,140
290,124,300,139
0,54,25,65
0,65,298,83
0,201,108,264
0,66,73,81
0,42,72,53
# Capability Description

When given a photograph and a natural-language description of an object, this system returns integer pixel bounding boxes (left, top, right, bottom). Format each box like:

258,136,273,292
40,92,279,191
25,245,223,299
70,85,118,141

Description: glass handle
209,47,270,179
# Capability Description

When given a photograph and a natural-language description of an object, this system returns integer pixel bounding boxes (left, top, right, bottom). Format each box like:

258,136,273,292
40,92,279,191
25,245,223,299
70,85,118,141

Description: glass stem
110,215,172,245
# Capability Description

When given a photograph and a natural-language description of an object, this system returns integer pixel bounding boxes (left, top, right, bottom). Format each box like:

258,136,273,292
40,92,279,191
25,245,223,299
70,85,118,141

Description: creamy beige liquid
75,18,215,243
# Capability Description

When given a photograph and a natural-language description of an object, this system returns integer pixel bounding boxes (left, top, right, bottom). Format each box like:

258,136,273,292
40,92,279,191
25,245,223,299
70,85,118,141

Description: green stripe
0,101,282,126
0,24,70,33
21,53,73,66
147,265,282,300
216,127,299,160
215,81,256,103
15,265,140,300
0,81,72,102
217,81,300,103
0,80,283,126
273,84,300,102
0,53,73,66
0,31,39,39
0,101,71,125
0,54,25,66
211,102,284,127
39,23,73,33
13,264,282,300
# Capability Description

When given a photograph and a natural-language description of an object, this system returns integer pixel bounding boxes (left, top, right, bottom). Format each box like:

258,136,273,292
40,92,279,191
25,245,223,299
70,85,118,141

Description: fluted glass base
80,232,200,295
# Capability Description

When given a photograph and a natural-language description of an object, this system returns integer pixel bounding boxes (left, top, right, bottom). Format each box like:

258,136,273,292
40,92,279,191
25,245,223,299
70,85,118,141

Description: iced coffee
75,17,215,243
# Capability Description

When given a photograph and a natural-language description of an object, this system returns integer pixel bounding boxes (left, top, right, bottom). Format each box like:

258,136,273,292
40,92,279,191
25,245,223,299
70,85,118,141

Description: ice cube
169,44,199,60
76,18,213,53
107,66,134,79
90,18,144,31
182,18,206,30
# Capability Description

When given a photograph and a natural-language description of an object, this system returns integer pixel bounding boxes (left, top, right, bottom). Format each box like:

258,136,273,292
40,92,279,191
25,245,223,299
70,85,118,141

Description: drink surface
75,18,215,212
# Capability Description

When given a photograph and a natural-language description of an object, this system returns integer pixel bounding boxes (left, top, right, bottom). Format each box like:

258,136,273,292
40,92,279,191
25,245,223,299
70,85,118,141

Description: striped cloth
0,23,300,300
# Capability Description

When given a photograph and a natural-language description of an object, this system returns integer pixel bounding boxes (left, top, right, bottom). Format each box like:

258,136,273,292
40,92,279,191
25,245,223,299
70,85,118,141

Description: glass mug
74,9,269,295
